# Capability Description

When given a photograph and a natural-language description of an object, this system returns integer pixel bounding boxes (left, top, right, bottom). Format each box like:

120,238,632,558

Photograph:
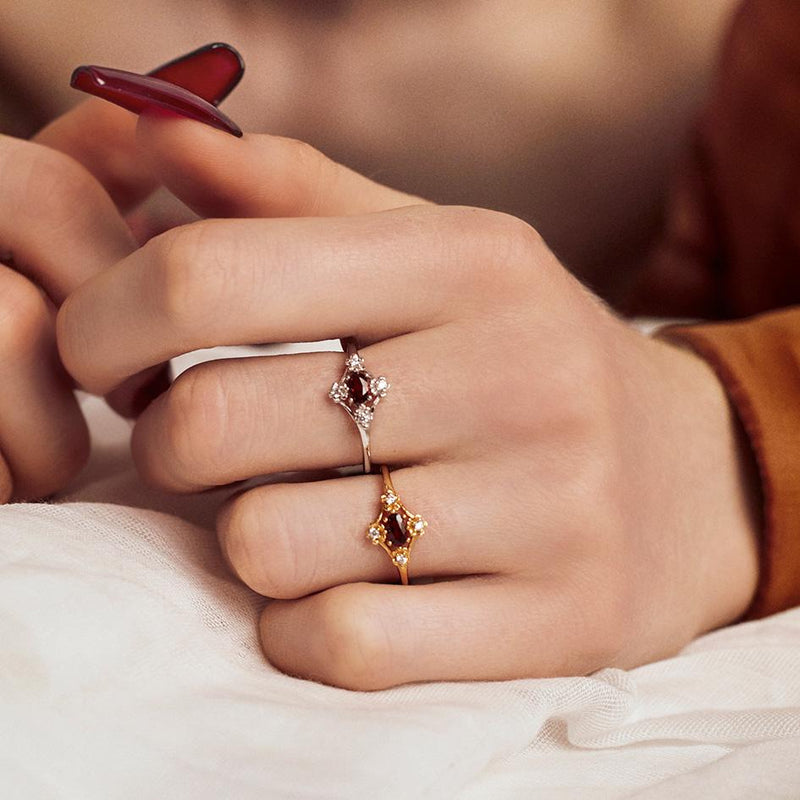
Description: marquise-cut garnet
384,513,409,548
345,371,371,404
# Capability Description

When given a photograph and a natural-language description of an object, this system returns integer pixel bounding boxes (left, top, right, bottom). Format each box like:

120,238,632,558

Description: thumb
135,112,427,220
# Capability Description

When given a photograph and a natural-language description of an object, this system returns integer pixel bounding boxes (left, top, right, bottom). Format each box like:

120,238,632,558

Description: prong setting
329,354,389,433
366,472,427,584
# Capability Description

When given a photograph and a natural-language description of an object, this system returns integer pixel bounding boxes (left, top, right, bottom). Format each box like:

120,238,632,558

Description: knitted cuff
662,308,800,618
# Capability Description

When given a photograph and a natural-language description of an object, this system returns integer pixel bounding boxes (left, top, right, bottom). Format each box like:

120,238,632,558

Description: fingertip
9,411,90,503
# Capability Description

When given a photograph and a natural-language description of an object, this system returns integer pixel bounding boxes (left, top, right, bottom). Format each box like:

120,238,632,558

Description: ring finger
130,330,479,492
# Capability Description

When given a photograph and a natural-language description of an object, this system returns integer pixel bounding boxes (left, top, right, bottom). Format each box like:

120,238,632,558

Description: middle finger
217,462,516,600
58,205,526,395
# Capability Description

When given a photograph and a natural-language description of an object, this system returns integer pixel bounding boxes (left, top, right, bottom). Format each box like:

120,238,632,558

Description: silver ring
329,338,389,473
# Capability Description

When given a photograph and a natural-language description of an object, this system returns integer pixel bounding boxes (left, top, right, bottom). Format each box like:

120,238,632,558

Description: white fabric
2,346,800,799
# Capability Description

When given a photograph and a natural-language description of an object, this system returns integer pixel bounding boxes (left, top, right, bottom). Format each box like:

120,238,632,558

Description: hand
59,115,760,689
628,0,800,318
0,44,244,502
0,118,138,500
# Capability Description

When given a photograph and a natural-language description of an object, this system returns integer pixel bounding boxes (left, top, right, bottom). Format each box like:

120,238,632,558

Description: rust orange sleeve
664,307,800,618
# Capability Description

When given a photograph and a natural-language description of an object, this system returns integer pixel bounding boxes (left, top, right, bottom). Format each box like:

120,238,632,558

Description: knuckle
157,364,231,486
150,222,228,333
218,491,261,587
219,488,304,599
315,590,393,690
476,207,543,255
0,271,50,361
481,212,546,291
427,207,545,310
239,364,297,466
453,206,542,272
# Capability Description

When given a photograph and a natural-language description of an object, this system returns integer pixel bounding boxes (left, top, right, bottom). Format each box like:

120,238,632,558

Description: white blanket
2,346,800,799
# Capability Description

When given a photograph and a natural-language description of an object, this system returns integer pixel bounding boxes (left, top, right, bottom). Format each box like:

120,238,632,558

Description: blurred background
0,0,737,302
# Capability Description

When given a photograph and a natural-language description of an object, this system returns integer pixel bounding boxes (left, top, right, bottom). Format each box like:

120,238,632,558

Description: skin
0,2,773,687
0,0,737,296
0,44,243,499
0,2,739,501
0,116,137,500
54,114,760,689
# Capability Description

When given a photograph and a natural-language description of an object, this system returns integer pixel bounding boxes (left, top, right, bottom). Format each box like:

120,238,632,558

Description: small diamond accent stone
368,525,382,543
346,354,363,369
354,406,373,427
412,519,426,534
330,383,349,403
371,376,389,395
393,552,408,566
383,491,398,508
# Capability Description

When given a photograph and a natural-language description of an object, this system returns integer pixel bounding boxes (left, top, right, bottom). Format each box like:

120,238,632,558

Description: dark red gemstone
345,371,371,404
384,513,408,548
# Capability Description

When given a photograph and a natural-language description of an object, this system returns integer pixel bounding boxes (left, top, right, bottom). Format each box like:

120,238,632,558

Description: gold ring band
366,466,427,584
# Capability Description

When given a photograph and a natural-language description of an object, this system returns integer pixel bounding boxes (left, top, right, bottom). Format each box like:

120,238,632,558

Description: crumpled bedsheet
2,346,799,799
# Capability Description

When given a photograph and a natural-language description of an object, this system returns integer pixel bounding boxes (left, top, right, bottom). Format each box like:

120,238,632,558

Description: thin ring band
329,338,389,473
366,465,427,585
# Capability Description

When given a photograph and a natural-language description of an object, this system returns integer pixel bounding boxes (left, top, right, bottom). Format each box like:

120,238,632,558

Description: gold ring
366,465,427,584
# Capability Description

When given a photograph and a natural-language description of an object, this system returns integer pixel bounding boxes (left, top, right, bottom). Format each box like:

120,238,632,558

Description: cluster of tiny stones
367,488,427,566
329,353,389,431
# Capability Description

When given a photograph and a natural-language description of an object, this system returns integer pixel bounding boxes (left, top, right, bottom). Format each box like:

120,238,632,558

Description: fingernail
71,64,243,137
148,42,244,106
